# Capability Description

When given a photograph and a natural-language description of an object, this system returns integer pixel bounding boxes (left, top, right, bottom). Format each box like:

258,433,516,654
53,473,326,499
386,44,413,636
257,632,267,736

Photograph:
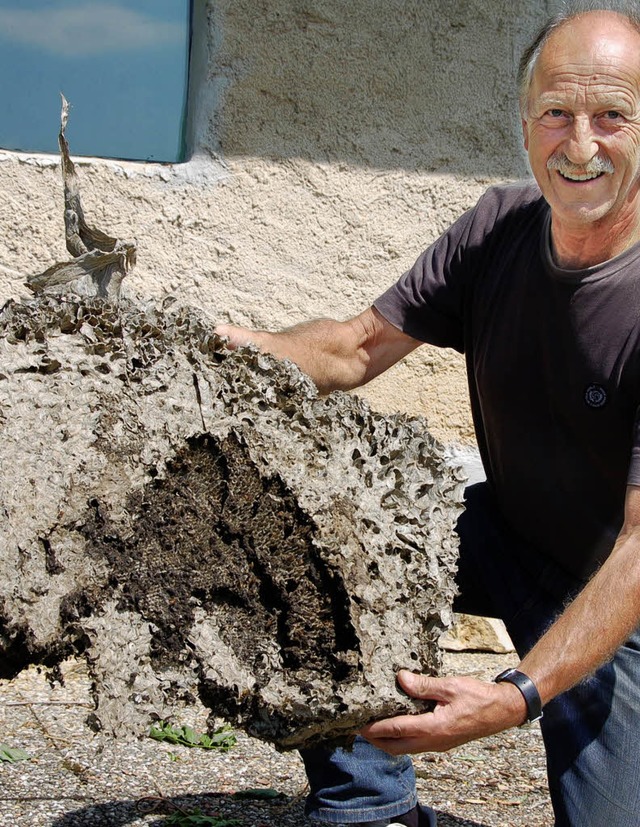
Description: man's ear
521,118,529,151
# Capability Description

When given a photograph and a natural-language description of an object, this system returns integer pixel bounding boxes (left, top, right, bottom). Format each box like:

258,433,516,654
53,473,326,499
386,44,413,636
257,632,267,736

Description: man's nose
564,115,599,165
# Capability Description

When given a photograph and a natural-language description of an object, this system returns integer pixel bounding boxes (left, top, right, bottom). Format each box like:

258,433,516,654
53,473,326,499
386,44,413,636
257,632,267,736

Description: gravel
0,652,553,827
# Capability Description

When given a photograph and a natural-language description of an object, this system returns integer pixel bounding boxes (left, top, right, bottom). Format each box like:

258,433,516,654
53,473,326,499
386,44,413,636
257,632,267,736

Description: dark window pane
0,0,191,163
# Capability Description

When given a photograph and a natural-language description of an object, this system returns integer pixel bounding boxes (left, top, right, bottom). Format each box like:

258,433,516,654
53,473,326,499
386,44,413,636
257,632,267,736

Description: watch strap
494,668,543,723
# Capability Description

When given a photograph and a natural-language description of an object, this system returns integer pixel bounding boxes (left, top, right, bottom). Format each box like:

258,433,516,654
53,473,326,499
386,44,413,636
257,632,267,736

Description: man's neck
551,213,640,269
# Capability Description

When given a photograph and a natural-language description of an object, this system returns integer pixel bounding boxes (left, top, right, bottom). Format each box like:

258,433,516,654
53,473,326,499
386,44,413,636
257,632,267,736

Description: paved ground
0,652,553,826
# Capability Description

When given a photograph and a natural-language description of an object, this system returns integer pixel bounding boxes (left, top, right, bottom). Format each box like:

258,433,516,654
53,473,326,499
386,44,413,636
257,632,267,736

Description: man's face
522,12,640,232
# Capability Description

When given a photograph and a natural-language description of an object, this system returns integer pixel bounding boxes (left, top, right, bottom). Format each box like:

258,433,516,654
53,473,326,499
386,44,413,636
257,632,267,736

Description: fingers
396,670,452,702
360,712,443,756
361,713,429,742
363,735,424,756
214,323,256,350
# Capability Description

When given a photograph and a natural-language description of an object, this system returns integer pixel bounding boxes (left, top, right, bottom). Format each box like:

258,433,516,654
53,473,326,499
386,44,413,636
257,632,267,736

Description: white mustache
547,153,614,176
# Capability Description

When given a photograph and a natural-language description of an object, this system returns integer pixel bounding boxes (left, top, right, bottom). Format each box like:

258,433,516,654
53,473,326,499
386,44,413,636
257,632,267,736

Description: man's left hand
359,669,528,755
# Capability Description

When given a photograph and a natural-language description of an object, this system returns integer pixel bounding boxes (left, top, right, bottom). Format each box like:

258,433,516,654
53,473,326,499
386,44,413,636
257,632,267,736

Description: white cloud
0,2,184,58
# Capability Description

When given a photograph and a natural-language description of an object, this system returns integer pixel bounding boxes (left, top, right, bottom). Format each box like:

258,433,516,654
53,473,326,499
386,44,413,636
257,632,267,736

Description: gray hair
518,1,640,116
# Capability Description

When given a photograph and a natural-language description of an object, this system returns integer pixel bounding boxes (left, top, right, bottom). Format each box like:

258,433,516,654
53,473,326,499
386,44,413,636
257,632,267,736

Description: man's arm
360,484,640,754
215,306,422,394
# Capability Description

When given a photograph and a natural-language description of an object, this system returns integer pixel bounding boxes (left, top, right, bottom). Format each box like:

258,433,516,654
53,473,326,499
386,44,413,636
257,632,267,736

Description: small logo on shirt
584,384,608,408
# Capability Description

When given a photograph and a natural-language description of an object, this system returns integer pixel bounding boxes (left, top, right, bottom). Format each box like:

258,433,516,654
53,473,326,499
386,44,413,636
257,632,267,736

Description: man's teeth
558,170,603,181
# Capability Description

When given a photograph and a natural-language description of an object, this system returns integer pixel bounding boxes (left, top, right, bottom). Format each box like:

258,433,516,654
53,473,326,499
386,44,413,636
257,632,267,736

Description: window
0,0,191,163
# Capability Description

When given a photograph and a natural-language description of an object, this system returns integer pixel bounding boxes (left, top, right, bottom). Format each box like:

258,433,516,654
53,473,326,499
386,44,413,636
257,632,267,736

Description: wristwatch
494,668,543,723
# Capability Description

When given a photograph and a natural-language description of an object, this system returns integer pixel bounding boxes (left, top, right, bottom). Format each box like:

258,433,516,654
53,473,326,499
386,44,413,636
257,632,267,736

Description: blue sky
0,1,191,162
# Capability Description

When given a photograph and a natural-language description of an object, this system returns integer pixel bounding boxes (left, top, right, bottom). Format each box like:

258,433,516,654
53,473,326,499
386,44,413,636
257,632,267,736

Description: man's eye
605,111,622,120
549,109,565,117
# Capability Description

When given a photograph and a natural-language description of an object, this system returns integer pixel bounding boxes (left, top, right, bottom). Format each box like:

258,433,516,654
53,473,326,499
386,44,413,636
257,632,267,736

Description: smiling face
522,12,640,244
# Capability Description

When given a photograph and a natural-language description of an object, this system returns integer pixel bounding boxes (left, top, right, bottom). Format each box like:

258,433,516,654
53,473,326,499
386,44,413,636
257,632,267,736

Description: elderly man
216,4,640,826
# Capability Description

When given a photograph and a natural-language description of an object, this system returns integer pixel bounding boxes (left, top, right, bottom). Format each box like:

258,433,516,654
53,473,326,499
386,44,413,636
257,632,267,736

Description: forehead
530,13,640,103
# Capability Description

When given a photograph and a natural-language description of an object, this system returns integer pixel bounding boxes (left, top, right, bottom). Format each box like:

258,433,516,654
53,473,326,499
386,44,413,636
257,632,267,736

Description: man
216,5,640,826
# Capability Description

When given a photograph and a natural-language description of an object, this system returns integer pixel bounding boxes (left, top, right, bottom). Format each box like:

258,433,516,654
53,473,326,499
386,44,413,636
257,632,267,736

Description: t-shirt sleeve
373,205,478,353
373,183,532,353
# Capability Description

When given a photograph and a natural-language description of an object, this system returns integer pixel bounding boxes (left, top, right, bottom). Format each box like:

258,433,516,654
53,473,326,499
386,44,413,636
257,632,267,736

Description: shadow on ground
50,792,492,827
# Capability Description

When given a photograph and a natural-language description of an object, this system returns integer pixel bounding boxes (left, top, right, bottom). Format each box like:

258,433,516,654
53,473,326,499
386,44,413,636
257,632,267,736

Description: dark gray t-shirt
374,181,640,580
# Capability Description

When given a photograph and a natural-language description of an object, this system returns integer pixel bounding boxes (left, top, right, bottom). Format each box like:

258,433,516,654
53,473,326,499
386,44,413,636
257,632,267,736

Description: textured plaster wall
0,0,551,445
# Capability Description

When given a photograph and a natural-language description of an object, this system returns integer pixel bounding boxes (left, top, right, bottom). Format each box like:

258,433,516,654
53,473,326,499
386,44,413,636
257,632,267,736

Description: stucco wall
0,0,552,446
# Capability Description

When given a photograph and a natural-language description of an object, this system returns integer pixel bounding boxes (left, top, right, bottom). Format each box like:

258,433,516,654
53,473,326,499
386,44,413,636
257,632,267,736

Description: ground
0,650,553,827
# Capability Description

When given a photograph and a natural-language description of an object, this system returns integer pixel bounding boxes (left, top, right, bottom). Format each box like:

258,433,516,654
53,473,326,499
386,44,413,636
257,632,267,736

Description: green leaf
0,744,31,763
181,725,199,744
149,722,237,751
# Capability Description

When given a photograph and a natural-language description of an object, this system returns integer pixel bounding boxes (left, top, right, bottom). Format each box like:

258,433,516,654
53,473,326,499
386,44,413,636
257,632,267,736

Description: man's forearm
216,317,371,393
249,318,372,393
216,307,421,395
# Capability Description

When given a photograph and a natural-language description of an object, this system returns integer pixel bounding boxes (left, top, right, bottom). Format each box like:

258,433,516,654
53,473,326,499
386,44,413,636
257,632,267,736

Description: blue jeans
301,482,640,826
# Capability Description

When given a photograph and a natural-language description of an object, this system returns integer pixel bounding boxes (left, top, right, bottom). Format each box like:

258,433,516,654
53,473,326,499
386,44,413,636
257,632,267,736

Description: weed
0,744,31,763
150,721,237,752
